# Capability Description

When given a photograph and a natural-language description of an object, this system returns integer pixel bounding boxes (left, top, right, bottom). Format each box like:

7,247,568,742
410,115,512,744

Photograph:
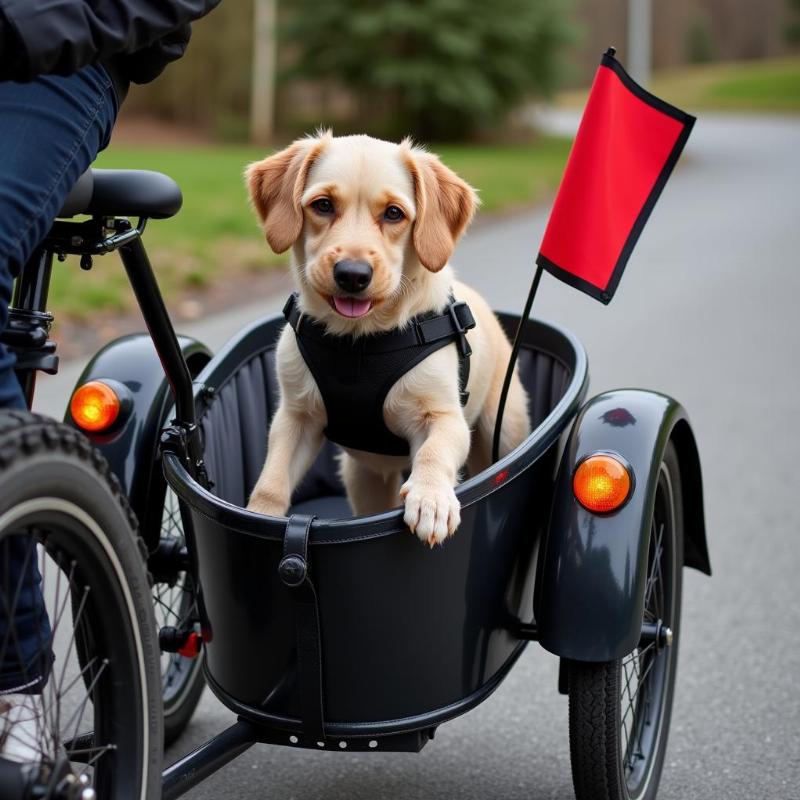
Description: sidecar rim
620,465,677,798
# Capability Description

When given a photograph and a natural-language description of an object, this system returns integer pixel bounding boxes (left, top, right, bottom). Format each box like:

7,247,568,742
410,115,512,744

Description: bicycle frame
3,215,207,479
6,245,57,405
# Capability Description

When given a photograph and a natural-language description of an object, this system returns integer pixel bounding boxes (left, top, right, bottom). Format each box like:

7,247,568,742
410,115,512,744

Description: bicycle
0,167,206,799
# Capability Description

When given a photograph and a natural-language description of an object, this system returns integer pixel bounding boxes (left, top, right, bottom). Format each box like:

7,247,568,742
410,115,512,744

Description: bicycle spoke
626,656,659,713
0,534,38,684
47,557,79,748
80,741,117,772
62,659,109,749
48,558,77,647
643,521,664,611
55,655,100,699
53,583,90,732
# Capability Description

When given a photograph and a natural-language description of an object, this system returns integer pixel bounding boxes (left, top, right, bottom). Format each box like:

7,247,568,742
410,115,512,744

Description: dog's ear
246,134,329,253
403,145,479,272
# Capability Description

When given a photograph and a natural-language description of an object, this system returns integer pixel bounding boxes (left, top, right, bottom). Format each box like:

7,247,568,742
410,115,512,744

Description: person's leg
0,63,118,408
0,65,118,713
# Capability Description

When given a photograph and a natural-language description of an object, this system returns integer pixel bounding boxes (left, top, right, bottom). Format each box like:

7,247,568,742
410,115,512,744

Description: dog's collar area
282,292,476,457
282,292,475,360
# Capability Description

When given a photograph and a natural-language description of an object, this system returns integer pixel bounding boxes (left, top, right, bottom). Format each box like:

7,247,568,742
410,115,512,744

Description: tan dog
245,132,530,545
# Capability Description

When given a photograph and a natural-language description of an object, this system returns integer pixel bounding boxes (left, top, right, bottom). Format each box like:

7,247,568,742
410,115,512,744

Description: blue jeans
0,65,118,692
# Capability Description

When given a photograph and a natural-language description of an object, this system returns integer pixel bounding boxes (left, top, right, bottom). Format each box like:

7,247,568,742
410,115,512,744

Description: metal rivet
368,740,378,749
278,554,307,587
338,740,347,749
289,735,298,744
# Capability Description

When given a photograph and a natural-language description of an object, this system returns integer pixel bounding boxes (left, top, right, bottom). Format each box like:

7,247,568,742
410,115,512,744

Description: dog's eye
384,205,405,222
311,198,334,215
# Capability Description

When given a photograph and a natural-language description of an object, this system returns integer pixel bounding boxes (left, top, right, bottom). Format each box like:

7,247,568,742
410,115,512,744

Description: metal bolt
662,626,673,647
80,789,97,800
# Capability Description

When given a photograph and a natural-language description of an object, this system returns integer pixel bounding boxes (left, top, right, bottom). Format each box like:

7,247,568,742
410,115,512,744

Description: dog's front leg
400,410,471,547
247,406,324,517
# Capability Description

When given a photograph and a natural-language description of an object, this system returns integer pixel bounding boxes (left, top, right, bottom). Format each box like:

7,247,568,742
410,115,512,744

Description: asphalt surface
35,112,800,799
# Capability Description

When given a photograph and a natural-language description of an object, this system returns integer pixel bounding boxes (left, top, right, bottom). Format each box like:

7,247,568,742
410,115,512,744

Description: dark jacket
0,0,220,99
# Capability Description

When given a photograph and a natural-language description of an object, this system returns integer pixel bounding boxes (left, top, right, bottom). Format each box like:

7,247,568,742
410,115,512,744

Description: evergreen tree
283,0,574,141
787,0,800,44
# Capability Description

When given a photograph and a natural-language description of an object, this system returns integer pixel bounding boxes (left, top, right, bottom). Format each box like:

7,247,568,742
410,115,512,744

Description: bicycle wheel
0,411,162,799
152,485,205,746
568,441,683,800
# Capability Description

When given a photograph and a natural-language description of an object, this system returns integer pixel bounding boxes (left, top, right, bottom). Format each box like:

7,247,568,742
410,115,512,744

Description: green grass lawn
559,56,800,114
49,136,571,318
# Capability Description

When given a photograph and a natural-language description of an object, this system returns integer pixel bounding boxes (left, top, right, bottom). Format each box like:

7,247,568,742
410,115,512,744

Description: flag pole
491,263,544,464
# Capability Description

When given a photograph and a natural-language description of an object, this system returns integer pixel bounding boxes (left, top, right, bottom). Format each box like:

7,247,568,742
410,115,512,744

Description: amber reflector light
70,381,121,433
573,454,631,513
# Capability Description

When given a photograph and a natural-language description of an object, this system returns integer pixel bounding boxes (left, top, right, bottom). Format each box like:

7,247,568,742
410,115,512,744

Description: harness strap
283,293,475,405
278,514,325,742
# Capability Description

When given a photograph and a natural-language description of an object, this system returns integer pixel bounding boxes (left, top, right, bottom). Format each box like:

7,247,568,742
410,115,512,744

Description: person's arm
0,0,220,81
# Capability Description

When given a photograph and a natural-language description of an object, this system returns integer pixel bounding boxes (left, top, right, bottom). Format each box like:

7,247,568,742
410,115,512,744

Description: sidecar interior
195,313,577,519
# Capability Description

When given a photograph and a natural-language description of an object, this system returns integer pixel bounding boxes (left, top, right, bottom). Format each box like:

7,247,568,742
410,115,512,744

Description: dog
245,132,531,546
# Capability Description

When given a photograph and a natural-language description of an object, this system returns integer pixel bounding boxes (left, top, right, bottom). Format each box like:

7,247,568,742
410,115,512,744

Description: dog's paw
246,491,288,518
400,477,461,547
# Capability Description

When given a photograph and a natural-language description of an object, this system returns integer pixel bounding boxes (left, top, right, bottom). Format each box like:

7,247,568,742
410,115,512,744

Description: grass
558,56,800,114
48,136,572,318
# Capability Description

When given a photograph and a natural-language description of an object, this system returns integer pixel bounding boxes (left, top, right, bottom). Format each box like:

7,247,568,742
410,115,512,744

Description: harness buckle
448,301,473,359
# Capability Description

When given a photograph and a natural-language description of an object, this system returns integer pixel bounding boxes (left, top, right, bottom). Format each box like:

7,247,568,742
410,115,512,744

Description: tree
787,0,800,45
282,0,574,141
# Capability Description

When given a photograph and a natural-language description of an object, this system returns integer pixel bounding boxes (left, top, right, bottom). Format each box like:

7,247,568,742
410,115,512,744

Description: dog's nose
333,259,372,293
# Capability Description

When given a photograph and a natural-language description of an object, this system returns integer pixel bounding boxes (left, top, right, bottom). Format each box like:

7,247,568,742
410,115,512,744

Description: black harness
283,293,476,456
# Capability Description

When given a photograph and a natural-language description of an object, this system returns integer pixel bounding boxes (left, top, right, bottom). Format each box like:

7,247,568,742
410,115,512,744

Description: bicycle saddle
58,168,183,220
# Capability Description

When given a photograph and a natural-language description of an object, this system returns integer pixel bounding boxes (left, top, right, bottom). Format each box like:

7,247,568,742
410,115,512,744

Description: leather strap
283,293,474,352
278,514,325,741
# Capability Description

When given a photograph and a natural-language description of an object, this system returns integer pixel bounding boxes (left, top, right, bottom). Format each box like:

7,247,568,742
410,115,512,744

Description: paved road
36,113,800,798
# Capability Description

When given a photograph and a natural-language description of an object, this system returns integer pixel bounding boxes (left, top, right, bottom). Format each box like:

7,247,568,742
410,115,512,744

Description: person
0,0,221,762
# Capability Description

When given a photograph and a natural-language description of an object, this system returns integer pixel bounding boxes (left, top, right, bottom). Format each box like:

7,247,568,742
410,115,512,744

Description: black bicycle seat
57,168,183,220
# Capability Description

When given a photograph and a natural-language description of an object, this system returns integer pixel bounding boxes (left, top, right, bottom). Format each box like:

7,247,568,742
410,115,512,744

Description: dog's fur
245,132,530,545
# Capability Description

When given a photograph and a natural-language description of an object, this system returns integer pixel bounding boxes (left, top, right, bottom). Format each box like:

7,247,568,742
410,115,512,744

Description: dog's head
246,132,478,330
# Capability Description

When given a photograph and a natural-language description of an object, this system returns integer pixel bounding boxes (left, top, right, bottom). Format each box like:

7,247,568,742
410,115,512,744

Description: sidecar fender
536,389,710,662
65,333,211,545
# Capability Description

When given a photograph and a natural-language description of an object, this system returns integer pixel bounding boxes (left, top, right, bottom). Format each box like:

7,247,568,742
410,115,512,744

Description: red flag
537,50,695,304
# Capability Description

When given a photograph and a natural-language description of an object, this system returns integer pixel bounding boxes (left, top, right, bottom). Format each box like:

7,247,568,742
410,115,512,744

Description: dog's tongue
333,296,372,318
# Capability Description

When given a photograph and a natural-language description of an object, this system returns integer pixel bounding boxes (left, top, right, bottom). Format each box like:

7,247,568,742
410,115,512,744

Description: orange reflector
573,454,632,513
70,381,121,433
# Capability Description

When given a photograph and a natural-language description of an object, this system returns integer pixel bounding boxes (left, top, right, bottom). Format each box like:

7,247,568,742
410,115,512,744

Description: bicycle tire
0,410,162,799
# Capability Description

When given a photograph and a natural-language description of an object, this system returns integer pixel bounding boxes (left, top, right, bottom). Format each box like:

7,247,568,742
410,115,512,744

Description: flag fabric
537,50,696,304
